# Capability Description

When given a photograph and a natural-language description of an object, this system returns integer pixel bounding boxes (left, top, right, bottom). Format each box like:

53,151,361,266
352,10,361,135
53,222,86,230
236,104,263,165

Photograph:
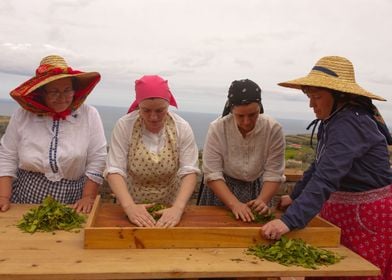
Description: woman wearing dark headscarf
261,56,391,280
198,79,285,222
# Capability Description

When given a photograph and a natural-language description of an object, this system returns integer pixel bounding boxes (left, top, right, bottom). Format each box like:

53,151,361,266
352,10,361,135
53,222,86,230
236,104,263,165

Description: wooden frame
84,196,340,249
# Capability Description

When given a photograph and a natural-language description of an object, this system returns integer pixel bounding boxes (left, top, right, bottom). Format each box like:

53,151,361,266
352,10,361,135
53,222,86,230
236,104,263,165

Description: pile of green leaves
147,203,166,221
229,211,275,224
247,236,344,269
253,211,275,223
17,196,86,233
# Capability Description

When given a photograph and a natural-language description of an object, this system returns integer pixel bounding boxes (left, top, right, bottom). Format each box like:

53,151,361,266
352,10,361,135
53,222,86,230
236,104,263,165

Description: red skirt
318,184,392,280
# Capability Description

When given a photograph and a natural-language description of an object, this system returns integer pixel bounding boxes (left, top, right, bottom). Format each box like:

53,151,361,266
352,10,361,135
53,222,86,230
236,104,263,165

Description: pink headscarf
127,75,178,113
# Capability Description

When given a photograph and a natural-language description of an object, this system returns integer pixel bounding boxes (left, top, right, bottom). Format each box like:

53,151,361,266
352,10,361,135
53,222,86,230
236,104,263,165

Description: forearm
107,173,135,208
82,178,99,198
172,173,197,210
208,179,240,209
0,176,12,198
257,181,281,203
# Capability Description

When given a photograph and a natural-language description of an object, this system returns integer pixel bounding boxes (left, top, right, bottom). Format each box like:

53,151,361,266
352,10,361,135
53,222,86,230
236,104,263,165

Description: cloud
0,0,392,124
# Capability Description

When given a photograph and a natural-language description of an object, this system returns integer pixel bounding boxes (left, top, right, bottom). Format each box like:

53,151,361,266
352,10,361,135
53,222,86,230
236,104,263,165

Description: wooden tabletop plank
0,204,380,280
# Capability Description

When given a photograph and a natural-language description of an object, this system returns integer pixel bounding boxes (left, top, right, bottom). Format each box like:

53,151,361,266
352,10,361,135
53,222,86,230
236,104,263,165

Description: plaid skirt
309,184,392,280
198,174,262,206
11,169,86,204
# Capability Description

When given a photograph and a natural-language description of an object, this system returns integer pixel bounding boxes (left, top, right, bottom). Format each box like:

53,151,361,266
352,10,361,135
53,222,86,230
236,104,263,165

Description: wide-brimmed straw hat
10,55,101,115
278,56,385,101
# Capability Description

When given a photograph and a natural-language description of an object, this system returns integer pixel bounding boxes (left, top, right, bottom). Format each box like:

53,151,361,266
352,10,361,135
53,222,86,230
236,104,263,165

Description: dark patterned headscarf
222,79,264,117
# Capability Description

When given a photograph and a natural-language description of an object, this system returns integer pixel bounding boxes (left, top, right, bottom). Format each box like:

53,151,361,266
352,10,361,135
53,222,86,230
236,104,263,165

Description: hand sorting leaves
146,203,167,221
253,211,275,223
229,211,275,224
17,196,86,233
247,236,344,269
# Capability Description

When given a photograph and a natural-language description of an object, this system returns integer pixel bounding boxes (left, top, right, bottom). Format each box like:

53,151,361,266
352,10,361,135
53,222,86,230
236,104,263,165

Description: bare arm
247,181,281,213
107,173,155,227
156,173,197,228
72,178,99,213
207,179,254,222
0,176,12,212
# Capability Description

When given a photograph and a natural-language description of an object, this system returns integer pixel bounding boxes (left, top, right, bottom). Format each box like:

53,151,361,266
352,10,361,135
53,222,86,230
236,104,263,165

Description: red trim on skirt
318,184,392,280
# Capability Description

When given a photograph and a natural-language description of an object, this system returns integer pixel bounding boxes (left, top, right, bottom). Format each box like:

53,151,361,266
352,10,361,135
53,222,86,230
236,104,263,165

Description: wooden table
0,204,380,280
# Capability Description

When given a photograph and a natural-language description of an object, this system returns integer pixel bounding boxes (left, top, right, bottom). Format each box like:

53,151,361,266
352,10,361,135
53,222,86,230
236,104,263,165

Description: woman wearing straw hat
104,75,200,228
198,79,285,222
0,55,107,213
261,56,392,279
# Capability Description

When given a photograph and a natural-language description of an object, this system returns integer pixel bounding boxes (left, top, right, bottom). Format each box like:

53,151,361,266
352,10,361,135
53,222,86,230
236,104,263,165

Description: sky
1,0,392,123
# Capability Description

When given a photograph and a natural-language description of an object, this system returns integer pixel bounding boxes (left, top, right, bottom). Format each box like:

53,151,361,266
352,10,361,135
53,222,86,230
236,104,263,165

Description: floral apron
127,115,179,205
308,184,392,280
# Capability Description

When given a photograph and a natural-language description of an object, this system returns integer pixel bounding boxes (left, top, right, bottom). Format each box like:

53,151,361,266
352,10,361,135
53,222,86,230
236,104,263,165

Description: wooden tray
84,196,340,249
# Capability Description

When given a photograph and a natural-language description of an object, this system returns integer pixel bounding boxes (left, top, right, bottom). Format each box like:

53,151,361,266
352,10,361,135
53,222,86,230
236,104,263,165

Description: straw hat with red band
10,55,101,118
127,75,178,113
278,56,386,101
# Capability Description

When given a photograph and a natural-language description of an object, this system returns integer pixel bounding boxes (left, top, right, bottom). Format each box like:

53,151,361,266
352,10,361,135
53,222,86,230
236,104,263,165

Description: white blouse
202,113,286,183
0,104,107,184
104,111,200,179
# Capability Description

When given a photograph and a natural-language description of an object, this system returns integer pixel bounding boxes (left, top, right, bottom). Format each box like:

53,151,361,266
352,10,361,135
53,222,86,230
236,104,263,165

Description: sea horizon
0,98,311,148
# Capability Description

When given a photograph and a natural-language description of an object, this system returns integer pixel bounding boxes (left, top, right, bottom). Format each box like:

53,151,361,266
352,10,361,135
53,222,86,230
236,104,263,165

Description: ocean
0,99,309,148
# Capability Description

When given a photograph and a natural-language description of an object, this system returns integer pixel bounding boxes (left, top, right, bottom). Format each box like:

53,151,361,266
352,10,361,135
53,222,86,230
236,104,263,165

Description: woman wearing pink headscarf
104,75,200,228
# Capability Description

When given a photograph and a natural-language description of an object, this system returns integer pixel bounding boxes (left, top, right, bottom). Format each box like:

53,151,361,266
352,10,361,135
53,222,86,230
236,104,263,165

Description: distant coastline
0,98,311,149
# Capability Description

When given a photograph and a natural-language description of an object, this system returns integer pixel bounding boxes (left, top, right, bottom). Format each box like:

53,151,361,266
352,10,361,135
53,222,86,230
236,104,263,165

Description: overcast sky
1,0,392,123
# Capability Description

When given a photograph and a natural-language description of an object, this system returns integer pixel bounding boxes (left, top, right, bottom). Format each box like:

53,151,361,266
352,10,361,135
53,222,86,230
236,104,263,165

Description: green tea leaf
147,203,167,221
247,236,345,269
17,196,86,233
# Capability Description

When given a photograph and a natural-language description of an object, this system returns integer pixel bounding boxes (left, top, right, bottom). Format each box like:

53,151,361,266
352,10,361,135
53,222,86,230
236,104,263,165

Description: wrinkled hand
231,201,254,222
72,196,95,214
247,198,269,214
155,206,183,228
260,219,290,240
124,203,156,227
279,195,293,211
0,196,10,212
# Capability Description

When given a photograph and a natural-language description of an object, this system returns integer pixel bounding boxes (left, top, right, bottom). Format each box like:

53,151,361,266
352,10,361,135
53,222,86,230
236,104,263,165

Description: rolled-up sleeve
176,117,201,178
203,114,285,184
202,121,225,183
85,107,107,184
262,123,286,183
0,111,20,178
104,116,132,179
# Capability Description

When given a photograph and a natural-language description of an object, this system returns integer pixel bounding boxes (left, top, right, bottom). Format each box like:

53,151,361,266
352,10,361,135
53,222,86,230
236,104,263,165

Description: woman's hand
279,195,293,210
260,219,290,240
123,203,156,227
247,198,269,214
73,196,95,214
231,201,254,222
0,196,10,212
155,206,184,228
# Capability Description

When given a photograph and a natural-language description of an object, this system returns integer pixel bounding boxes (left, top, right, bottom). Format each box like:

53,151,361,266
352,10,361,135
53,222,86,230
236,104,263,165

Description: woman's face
231,102,260,135
43,78,74,112
303,86,334,120
139,98,169,133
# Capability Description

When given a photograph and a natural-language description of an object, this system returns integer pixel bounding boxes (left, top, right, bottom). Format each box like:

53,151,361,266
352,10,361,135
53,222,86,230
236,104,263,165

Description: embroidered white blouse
0,104,107,184
104,111,200,179
202,113,286,183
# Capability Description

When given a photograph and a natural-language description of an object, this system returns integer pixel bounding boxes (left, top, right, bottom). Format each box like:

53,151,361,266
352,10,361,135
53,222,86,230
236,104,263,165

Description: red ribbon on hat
35,65,82,76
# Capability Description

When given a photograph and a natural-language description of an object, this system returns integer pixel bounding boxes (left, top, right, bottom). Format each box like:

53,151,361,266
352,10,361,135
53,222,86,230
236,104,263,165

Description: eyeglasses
45,89,75,99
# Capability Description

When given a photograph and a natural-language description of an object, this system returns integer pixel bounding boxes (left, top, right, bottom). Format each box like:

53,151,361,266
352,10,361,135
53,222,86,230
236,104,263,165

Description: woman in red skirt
261,56,392,280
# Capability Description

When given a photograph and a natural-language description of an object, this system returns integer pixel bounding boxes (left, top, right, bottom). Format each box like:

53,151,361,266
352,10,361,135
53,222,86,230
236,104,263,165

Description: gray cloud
1,0,392,122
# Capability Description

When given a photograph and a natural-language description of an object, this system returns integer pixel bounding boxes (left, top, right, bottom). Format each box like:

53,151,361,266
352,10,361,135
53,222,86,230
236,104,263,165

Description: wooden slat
0,204,380,279
84,198,340,249
284,169,303,182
